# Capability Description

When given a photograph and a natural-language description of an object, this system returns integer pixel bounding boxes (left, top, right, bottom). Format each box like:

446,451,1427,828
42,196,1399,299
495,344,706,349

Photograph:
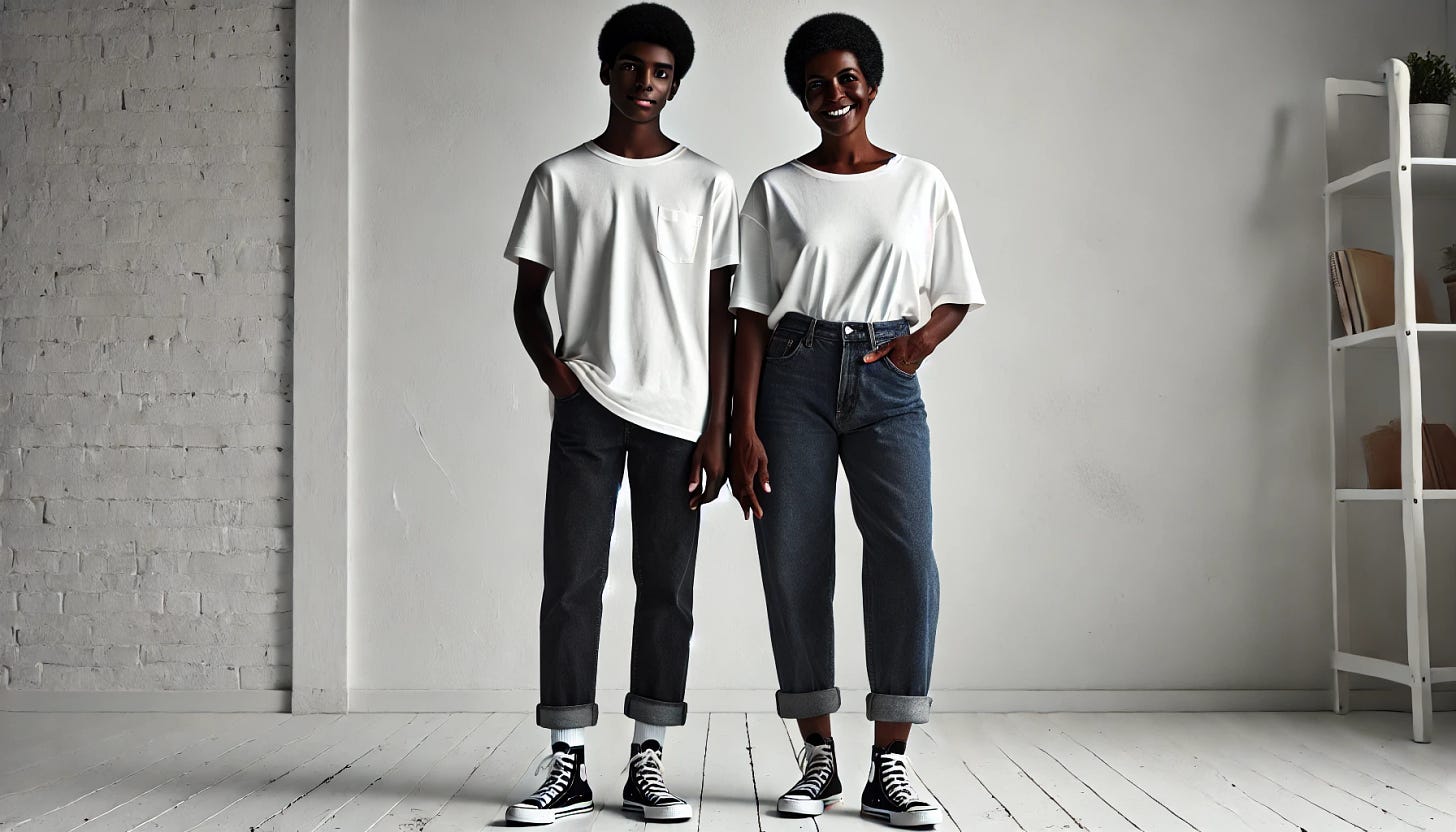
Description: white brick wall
0,0,293,693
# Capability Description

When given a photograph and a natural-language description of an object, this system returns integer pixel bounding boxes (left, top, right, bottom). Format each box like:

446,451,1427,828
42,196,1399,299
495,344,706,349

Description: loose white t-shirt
505,142,739,442
730,155,985,328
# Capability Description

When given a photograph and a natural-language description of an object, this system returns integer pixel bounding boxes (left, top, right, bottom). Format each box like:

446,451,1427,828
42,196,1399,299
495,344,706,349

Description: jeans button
844,325,853,335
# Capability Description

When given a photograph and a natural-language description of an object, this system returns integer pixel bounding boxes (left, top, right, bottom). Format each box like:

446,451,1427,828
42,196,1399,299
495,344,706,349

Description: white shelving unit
1325,58,1456,743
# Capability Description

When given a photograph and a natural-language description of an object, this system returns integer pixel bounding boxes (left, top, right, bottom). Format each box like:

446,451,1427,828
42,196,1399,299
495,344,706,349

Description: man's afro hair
783,13,883,101
598,3,696,80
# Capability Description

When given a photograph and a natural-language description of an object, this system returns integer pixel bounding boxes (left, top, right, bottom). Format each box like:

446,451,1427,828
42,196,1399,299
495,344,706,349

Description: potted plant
1406,51,1456,156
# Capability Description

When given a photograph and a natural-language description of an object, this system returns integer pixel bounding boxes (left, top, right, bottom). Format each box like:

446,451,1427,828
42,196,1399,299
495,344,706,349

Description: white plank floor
0,712,1452,831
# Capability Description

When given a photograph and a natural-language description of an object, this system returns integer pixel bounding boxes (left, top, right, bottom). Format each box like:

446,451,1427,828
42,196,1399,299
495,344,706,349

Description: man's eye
655,70,669,79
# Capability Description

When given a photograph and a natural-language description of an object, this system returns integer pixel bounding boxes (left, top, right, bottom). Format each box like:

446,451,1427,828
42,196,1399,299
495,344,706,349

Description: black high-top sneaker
777,733,843,816
622,740,692,822
860,741,943,827
506,742,594,825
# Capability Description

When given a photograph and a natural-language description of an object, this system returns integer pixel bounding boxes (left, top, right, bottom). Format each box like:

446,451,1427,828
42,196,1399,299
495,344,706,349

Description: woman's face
801,49,876,137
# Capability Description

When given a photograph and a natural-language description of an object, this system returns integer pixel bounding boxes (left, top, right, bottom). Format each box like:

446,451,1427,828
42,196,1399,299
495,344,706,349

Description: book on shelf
1329,248,1435,336
1360,420,1456,489
1330,251,1355,335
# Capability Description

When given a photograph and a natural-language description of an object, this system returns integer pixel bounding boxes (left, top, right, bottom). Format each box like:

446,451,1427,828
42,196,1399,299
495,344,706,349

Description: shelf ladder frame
1324,58,1448,743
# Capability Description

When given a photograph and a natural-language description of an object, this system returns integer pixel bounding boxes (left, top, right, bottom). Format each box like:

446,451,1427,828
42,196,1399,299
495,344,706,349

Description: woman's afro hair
598,3,696,80
783,13,883,101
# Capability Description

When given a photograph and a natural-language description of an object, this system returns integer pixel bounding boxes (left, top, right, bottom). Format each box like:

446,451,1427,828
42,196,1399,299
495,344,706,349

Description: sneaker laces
524,749,575,806
792,740,835,794
629,745,675,802
876,751,925,808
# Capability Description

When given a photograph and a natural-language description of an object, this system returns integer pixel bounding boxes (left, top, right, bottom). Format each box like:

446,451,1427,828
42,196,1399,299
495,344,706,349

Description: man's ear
600,62,611,85
801,95,810,112
667,79,680,101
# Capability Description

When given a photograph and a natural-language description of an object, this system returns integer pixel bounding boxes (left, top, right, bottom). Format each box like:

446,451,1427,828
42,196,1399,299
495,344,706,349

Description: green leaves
1406,51,1456,105
1441,243,1456,275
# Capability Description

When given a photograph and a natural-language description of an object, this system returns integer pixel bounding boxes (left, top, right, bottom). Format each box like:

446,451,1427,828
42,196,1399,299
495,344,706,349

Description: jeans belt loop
803,318,815,347
868,322,880,351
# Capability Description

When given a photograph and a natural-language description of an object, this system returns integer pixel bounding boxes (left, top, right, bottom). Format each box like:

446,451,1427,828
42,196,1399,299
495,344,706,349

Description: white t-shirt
730,155,985,328
505,142,739,442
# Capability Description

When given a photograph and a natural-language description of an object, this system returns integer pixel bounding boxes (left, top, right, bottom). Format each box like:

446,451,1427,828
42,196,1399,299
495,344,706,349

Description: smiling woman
784,13,886,159
727,11,986,829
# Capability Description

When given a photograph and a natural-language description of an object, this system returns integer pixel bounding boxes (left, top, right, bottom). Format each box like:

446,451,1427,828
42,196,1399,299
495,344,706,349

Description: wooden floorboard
363,711,521,832
0,711,1452,831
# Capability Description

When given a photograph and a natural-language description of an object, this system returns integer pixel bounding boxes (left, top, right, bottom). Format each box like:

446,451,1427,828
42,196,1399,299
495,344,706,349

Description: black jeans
536,389,701,729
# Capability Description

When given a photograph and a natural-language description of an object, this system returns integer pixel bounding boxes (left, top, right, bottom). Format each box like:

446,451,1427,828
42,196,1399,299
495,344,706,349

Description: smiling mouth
633,97,655,107
823,104,852,119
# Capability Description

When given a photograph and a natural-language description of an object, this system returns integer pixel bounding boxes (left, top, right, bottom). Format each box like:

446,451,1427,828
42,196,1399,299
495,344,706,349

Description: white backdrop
344,0,1455,704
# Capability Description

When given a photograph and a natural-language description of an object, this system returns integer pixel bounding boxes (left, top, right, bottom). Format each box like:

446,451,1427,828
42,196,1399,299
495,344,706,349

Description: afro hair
598,3,696,81
783,13,883,101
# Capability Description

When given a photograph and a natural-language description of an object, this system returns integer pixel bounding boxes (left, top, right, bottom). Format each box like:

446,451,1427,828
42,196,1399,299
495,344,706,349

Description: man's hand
543,358,581,399
689,425,728,510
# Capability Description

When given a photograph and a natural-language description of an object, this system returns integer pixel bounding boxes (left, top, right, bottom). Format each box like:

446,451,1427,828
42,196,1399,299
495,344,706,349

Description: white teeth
827,105,851,117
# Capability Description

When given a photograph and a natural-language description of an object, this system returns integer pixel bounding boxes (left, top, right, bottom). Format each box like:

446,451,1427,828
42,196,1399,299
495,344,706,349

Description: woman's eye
655,70,669,79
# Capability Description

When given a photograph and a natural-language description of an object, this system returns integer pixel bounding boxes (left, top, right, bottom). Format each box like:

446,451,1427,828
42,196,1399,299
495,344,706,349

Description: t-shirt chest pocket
654,207,703,264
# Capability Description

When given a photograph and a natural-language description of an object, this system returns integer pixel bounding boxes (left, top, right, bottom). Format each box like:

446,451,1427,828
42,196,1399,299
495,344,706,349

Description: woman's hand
730,428,771,520
862,304,972,375
862,332,932,375
689,425,728,510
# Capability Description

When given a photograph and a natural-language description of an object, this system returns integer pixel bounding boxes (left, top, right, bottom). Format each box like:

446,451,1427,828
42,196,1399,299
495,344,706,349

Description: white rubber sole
777,793,843,816
861,804,944,827
505,800,594,825
622,798,693,822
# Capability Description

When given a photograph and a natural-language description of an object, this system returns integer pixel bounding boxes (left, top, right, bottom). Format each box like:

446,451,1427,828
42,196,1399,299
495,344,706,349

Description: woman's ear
867,85,878,103
600,62,611,85
667,79,680,101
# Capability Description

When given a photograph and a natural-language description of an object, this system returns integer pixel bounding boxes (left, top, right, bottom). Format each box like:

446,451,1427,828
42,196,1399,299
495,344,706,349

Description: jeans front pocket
654,207,703,264
764,331,804,361
882,356,919,379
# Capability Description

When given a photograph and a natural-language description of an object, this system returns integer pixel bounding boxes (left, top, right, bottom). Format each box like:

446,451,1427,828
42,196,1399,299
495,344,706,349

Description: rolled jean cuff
775,687,842,719
536,703,599,729
865,693,932,724
624,693,687,726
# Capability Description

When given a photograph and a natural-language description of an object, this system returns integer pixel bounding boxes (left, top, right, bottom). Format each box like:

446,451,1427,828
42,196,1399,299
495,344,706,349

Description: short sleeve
708,175,740,271
926,177,986,311
504,166,554,269
728,178,775,316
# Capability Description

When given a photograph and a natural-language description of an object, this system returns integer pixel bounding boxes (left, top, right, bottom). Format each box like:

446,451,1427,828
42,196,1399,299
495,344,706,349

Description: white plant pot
1410,102,1451,157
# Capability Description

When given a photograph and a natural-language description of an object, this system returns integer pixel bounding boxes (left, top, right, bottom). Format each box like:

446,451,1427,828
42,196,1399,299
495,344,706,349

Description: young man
503,3,737,825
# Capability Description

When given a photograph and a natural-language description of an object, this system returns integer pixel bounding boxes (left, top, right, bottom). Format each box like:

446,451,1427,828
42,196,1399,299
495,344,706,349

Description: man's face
601,41,678,123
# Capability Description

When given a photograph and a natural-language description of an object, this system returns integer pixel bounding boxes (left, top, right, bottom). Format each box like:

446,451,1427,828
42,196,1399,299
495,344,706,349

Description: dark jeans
753,312,939,724
536,390,701,730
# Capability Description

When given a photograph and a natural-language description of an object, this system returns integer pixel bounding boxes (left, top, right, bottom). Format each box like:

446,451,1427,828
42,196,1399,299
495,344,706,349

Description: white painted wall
348,0,1453,700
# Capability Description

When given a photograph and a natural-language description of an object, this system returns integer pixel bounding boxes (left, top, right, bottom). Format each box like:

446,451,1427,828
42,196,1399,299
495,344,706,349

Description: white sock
633,721,666,747
551,727,586,748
